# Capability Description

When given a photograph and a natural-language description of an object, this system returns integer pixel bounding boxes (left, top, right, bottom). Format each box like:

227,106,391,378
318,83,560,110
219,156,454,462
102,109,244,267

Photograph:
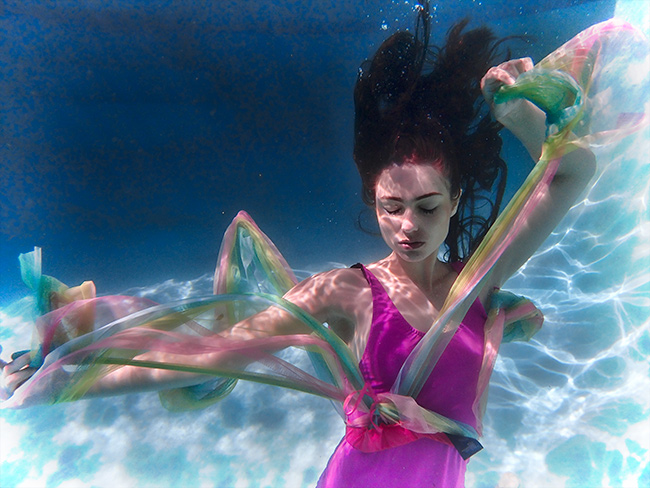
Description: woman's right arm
87,304,319,397
2,267,366,399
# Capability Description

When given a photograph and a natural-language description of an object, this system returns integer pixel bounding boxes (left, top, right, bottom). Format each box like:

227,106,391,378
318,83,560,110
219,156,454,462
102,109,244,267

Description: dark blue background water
0,0,616,302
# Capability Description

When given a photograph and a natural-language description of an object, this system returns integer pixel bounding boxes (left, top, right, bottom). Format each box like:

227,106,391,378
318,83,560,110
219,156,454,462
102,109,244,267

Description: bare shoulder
283,266,370,325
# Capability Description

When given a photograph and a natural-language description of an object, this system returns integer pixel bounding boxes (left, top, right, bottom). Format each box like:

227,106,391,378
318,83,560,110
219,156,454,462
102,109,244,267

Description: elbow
580,148,597,181
556,147,597,188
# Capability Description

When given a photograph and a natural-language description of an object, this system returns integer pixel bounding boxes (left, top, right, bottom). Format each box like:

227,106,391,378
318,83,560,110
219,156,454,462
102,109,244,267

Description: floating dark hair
353,1,509,262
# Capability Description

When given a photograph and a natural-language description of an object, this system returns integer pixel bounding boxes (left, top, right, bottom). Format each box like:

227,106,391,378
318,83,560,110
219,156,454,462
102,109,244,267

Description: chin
395,248,437,263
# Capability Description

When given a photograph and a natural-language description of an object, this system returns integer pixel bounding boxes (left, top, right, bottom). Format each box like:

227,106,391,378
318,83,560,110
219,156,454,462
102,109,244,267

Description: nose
401,208,418,234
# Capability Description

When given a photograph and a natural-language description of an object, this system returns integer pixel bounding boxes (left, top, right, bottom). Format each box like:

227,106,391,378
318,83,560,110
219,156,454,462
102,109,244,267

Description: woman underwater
3,3,647,487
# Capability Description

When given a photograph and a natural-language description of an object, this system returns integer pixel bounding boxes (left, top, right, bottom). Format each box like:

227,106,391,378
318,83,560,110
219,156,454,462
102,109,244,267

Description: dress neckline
353,261,486,336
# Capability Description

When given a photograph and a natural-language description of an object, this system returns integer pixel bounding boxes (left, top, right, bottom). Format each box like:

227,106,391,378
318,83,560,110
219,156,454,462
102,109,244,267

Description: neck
385,251,447,295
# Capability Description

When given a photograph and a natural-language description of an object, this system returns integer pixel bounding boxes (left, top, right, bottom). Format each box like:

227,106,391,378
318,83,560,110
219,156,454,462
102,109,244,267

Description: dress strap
350,263,392,309
350,263,371,284
449,261,464,273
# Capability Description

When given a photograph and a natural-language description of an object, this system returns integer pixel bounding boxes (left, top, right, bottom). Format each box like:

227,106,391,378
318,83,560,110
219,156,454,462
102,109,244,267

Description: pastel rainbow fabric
2,19,648,455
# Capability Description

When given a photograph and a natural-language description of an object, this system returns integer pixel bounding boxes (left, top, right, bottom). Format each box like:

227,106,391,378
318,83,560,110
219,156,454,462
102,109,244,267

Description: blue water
1,1,649,487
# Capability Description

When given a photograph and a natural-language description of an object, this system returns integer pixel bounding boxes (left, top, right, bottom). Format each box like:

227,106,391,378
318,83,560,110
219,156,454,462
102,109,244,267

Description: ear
450,190,462,217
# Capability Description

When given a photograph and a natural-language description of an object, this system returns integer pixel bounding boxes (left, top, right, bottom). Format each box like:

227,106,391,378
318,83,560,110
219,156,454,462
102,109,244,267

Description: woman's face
375,162,458,263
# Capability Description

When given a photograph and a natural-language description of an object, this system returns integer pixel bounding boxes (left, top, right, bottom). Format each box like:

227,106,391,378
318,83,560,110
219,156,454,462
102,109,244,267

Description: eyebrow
379,192,443,202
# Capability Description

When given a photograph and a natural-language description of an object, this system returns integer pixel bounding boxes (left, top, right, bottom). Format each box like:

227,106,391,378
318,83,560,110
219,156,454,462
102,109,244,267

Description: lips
399,241,424,250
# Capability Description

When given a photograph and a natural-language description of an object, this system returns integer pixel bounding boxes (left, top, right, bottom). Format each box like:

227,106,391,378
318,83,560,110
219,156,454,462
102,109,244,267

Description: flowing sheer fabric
2,17,648,475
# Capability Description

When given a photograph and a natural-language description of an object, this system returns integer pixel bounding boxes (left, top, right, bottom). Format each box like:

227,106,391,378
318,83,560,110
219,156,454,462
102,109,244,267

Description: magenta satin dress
317,263,487,488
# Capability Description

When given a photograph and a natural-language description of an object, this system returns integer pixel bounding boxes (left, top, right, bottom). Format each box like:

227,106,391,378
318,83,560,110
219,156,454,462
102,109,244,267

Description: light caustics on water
1,18,650,488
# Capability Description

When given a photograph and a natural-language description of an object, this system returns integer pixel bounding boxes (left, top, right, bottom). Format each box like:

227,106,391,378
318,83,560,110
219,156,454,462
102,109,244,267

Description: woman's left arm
480,57,597,289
